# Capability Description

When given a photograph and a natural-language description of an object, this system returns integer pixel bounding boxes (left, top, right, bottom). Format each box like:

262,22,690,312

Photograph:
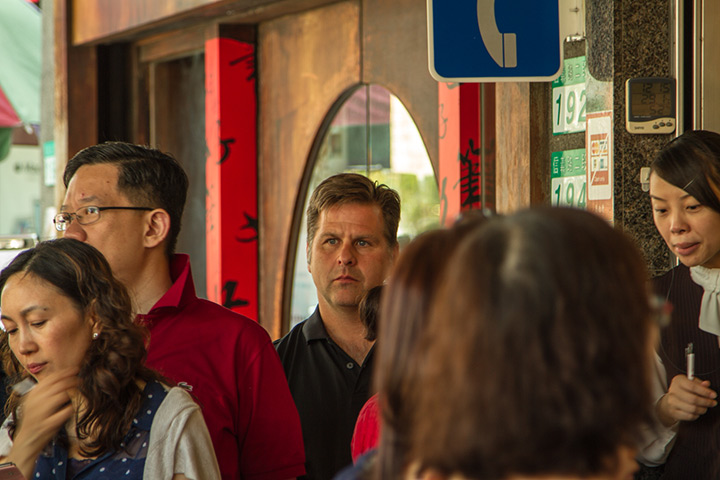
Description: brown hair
651,130,720,212
0,238,165,457
359,285,384,342
410,207,654,478
374,215,486,480
306,173,400,261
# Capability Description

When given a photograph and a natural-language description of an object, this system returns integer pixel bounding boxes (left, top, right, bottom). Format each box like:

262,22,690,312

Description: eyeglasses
53,206,153,232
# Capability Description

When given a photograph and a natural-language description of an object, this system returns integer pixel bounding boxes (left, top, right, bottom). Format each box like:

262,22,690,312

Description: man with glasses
58,142,305,480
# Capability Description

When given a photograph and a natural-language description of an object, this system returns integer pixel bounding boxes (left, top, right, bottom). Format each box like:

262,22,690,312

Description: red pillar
205,37,258,320
438,83,495,226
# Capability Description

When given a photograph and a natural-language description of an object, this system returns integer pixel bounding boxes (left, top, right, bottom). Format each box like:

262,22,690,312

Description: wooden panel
151,56,208,297
138,24,207,63
703,0,720,130
258,1,360,338
71,0,344,45
495,83,530,213
55,0,98,207
129,45,150,145
362,0,439,175
71,0,225,45
494,82,548,213
528,82,550,206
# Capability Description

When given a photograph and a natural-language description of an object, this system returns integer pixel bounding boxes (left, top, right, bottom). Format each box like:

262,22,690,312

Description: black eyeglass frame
53,206,154,231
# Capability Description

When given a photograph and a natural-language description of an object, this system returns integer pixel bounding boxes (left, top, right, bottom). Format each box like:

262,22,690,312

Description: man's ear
144,209,171,249
306,243,312,274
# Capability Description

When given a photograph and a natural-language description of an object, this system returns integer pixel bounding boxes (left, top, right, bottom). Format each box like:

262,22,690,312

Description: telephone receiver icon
477,0,517,68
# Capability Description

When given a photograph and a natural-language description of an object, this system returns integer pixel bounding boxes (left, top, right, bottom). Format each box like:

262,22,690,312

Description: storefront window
289,84,439,328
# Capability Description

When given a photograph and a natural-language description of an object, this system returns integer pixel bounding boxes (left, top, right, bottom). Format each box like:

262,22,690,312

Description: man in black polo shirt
275,173,400,480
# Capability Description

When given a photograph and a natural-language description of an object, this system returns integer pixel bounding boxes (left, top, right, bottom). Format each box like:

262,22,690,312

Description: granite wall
610,0,675,276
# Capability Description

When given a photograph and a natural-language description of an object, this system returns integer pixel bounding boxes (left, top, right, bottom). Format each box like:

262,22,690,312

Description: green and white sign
551,149,586,208
43,141,56,187
552,56,587,135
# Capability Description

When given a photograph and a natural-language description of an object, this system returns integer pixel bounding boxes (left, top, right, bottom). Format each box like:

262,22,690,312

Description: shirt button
346,362,354,369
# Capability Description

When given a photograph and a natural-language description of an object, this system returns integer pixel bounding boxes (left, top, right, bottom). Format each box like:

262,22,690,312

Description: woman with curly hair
0,238,220,479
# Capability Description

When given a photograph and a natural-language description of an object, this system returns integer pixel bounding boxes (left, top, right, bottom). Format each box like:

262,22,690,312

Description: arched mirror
289,84,439,328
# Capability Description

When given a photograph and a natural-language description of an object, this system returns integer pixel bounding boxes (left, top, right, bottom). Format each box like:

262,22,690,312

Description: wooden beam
54,0,98,207
138,24,207,64
71,0,342,46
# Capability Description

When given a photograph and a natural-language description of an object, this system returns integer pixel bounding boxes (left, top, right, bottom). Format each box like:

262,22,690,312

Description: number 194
554,181,586,208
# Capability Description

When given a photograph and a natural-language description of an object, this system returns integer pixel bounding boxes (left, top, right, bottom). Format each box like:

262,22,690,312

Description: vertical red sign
205,37,258,320
438,83,495,226
438,82,461,226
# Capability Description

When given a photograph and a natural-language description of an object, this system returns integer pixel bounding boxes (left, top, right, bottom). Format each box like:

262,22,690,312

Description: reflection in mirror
289,85,439,328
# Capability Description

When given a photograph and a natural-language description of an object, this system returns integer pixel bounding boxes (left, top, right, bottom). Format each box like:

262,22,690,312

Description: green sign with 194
551,149,586,208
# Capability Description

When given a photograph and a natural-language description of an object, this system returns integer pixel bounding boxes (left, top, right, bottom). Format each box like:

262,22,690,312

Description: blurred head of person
374,213,487,480
408,207,655,480
0,238,162,457
650,129,720,268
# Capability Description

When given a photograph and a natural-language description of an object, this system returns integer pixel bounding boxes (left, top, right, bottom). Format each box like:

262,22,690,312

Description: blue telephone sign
428,0,563,82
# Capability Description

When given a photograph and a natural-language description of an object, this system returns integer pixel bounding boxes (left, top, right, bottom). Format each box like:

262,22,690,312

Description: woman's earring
92,332,99,340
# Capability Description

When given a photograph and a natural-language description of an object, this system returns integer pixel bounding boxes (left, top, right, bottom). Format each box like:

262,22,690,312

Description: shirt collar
151,254,195,309
137,254,196,327
302,306,331,342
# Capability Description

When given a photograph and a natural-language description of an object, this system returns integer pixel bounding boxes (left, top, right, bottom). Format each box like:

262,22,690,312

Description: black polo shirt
274,307,375,480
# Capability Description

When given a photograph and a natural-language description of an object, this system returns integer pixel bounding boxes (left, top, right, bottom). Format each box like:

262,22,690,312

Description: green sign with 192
552,56,587,135
551,149,586,208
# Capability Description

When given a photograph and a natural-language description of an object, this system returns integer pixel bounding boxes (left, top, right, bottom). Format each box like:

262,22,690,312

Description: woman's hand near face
657,374,718,426
5,369,79,479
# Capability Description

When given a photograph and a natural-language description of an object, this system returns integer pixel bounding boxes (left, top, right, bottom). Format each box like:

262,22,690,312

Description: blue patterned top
31,380,168,480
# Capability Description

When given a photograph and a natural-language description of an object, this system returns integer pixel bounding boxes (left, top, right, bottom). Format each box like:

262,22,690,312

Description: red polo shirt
137,255,305,480
351,393,380,462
